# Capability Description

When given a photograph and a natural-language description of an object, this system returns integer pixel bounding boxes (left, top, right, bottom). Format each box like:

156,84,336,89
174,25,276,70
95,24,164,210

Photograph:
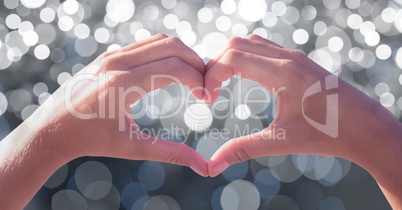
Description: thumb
208,128,288,177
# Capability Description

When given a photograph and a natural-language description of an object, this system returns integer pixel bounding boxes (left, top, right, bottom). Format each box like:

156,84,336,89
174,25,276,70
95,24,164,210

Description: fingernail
210,161,229,177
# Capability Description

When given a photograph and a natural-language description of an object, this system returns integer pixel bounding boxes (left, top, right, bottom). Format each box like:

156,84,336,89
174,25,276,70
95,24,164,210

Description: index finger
204,49,292,103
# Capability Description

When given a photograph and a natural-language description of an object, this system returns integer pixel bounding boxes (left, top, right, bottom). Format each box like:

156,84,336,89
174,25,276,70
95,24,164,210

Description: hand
205,34,401,177
20,34,209,176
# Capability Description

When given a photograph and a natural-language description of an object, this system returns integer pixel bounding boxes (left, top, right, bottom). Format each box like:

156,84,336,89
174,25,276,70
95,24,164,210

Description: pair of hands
39,34,398,179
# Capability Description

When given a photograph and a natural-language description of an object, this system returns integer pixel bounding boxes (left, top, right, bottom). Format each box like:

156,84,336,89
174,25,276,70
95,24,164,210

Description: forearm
0,118,73,209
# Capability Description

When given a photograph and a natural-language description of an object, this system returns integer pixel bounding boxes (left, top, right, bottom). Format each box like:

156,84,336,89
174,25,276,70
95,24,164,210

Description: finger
103,33,168,57
204,49,291,103
206,36,306,72
205,36,282,70
106,36,205,75
127,130,208,177
246,34,284,48
208,128,288,177
120,57,205,107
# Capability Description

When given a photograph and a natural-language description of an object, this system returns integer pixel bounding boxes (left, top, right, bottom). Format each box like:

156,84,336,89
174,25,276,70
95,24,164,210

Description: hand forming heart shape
58,33,383,179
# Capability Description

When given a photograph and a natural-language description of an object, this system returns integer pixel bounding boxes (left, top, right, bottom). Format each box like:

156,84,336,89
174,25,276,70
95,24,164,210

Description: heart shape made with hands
130,76,277,159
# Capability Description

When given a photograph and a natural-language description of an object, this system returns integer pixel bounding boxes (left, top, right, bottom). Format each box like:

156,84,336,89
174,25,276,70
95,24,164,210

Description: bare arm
205,34,402,209
0,34,209,209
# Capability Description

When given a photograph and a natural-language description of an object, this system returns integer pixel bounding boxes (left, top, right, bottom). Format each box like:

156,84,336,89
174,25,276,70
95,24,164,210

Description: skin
205,35,402,209
0,34,401,209
0,34,208,209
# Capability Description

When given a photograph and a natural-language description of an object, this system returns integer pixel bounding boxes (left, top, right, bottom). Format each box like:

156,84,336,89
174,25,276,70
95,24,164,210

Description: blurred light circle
176,21,192,34
75,36,98,57
4,0,19,9
5,14,21,30
382,8,397,23
193,44,208,59
202,32,228,58
301,5,317,21
107,44,121,51
271,155,303,182
238,0,267,22
263,195,299,209
253,28,268,39
174,2,189,17
38,92,51,106
397,97,402,110
63,0,79,15
232,23,248,37
74,23,90,39
293,29,309,45
95,28,110,43
21,0,46,9
57,72,72,85
135,29,151,41
144,5,160,20
194,133,221,161
358,50,375,69
262,12,277,27
314,156,334,179
375,44,392,60
50,48,66,63
222,161,249,181
221,180,260,210
75,161,113,200
221,0,237,15
323,0,341,9
234,104,251,120
179,30,197,46
216,16,231,31
106,0,135,23
34,44,50,60
18,21,34,36
36,23,57,45
348,47,364,62
163,14,179,30
40,7,56,23
51,190,87,210
184,104,213,132
22,30,38,46
364,30,380,47
319,196,345,210
271,1,287,16
8,88,32,112
144,195,180,210
138,161,165,191
198,7,214,23
318,158,345,186
328,36,343,52
347,14,363,30
162,0,177,9
121,182,148,210
33,82,48,96
314,21,327,36
345,0,360,9
58,16,74,31
396,47,402,69
253,168,280,199
0,92,7,116
283,6,300,25
380,92,395,107
7,47,22,62
359,21,375,36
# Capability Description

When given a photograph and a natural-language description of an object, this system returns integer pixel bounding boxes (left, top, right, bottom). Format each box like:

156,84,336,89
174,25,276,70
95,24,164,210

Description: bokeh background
1,0,402,209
